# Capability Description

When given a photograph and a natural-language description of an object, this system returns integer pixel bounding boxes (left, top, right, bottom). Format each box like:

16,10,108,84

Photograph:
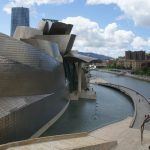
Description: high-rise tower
11,7,29,36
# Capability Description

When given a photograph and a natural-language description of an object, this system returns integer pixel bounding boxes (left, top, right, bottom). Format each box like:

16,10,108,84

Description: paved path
99,83,150,130
90,77,108,84
91,117,150,150
2,117,150,150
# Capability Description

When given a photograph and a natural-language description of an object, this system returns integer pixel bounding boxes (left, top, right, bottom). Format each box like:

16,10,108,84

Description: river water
92,70,150,100
42,70,137,136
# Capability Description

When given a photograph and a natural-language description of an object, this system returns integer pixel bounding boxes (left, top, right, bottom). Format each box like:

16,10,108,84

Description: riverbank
99,69,150,82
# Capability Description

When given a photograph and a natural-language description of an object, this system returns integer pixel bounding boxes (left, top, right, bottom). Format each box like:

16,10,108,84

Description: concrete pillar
78,62,82,93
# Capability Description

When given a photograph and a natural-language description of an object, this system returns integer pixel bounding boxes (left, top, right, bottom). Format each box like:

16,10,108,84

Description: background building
124,51,149,70
125,51,132,60
112,51,150,70
11,7,29,36
125,51,146,61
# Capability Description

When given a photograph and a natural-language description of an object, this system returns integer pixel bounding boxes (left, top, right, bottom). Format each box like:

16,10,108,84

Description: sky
0,0,150,58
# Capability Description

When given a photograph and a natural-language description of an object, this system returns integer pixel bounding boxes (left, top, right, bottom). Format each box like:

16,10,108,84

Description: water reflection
42,84,133,136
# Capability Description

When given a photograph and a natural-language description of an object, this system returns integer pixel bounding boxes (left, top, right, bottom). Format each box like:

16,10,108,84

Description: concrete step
6,136,117,150
3,117,150,150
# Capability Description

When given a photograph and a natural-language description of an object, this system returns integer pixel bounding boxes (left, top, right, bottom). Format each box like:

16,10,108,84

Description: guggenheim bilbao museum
0,7,96,144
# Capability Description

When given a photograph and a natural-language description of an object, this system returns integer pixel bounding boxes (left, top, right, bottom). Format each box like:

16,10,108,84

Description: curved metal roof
64,51,97,63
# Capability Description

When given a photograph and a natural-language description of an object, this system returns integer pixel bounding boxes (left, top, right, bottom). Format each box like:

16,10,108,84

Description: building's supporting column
78,62,82,93
70,61,96,101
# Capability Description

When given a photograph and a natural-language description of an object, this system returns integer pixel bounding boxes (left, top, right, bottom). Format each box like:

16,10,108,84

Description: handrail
141,115,150,144
113,84,150,105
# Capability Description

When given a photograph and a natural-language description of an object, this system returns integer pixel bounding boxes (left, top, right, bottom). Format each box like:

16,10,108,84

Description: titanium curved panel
38,20,51,34
0,32,61,70
32,34,76,55
0,56,66,96
0,33,40,69
0,33,66,96
22,39,63,62
0,32,69,144
0,90,69,144
13,26,43,40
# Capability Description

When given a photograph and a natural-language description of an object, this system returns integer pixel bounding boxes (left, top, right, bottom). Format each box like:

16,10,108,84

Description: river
42,70,137,136
92,70,150,100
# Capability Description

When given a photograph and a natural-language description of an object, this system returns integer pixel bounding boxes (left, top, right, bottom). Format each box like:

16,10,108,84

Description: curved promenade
99,83,150,130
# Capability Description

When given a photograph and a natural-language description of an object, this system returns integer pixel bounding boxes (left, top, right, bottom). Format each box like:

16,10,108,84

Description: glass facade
11,7,29,36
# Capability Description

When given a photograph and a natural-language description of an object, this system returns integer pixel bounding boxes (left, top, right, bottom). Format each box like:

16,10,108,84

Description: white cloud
4,0,74,14
86,0,150,27
62,16,150,58
131,37,150,50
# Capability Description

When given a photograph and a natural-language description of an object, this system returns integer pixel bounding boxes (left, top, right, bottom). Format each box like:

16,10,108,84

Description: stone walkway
2,117,150,150
91,117,150,150
89,77,108,84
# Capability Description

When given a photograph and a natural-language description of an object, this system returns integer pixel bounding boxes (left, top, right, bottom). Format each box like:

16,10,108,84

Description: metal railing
141,115,150,143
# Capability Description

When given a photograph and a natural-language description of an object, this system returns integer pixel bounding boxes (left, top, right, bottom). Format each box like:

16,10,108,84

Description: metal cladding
22,39,63,62
64,51,97,63
0,17,77,144
38,19,73,35
38,20,51,35
11,7,29,36
0,92,68,144
36,19,75,55
32,34,76,55
0,32,66,97
0,33,59,70
0,29,68,143
13,26,43,40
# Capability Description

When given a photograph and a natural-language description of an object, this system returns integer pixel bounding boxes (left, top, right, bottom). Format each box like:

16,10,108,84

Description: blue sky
0,0,150,57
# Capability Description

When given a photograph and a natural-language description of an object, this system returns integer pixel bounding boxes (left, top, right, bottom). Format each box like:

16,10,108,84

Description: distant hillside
79,52,113,61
